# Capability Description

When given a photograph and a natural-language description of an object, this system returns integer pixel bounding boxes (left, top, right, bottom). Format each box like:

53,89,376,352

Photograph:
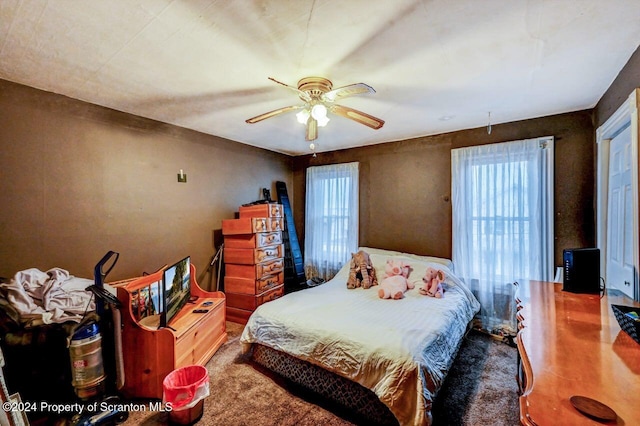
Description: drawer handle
259,275,278,285
259,281,277,292
263,261,282,272
266,292,280,302
258,250,276,261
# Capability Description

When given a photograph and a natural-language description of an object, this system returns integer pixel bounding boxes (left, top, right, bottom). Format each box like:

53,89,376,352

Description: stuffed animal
419,267,445,298
378,259,414,299
346,250,378,289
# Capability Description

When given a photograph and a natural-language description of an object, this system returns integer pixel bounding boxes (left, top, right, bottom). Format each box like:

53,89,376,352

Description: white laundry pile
0,268,94,326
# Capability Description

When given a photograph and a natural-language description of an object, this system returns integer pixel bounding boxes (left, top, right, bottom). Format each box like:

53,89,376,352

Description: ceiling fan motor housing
297,77,333,100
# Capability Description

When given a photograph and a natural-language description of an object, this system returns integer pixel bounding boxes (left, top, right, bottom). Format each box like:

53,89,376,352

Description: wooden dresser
516,281,640,425
222,204,286,324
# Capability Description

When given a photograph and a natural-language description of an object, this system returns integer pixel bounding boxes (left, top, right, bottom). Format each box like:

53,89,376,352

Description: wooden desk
516,281,640,425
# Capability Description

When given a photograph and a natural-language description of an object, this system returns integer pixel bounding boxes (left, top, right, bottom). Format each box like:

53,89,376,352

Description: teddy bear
346,250,378,289
378,259,413,299
419,267,445,298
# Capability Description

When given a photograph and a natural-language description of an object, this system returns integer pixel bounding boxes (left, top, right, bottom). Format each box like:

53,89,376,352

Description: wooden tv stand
516,281,640,425
115,264,227,399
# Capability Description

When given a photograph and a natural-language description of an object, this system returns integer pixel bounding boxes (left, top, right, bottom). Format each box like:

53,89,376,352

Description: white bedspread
240,249,480,426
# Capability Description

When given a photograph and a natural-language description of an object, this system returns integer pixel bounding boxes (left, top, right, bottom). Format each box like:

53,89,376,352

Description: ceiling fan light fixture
316,115,330,127
296,109,310,124
311,104,329,127
311,104,327,120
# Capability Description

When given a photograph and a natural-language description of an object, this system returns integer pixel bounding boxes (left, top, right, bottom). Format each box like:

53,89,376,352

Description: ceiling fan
246,76,385,146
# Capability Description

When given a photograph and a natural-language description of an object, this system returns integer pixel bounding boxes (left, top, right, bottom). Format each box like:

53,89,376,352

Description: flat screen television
161,256,191,328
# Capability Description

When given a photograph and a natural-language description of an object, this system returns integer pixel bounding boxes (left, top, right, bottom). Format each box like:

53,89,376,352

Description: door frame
596,88,640,301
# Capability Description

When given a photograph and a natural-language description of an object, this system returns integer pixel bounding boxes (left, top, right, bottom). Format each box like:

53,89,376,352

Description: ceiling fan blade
330,104,384,130
306,117,318,141
323,83,375,102
268,77,312,102
246,105,302,124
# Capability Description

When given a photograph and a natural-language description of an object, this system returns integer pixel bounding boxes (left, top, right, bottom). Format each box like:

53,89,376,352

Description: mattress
240,247,480,425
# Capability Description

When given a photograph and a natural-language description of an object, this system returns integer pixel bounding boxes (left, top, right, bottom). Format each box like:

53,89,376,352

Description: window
452,137,553,335
304,162,359,280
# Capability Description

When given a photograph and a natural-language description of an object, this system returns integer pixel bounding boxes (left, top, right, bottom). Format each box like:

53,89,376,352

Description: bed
240,247,481,426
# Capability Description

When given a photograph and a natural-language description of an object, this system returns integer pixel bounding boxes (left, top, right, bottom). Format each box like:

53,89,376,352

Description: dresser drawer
225,258,284,280
222,217,267,234
255,258,284,277
224,231,282,249
222,217,283,235
267,218,283,232
224,245,283,265
224,272,284,295
225,285,284,311
239,203,283,218
174,300,226,368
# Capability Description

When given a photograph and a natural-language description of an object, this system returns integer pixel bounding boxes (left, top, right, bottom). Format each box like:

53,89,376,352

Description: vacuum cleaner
68,251,128,425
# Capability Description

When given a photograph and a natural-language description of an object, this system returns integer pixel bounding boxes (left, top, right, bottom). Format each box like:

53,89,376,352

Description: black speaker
563,248,601,294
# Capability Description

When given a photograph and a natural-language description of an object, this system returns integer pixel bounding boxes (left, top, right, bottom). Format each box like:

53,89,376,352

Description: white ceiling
2,1,639,156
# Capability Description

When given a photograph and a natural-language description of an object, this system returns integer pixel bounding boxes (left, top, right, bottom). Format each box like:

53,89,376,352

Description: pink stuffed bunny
378,259,414,299
419,267,445,298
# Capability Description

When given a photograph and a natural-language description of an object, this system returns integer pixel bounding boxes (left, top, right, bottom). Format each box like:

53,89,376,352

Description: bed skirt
250,344,399,426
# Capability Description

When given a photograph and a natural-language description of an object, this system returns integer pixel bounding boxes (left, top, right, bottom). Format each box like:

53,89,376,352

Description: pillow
358,246,404,257
365,250,454,289
385,255,450,288
359,247,452,269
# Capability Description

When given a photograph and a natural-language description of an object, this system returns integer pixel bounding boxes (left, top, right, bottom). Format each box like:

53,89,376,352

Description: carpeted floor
123,322,520,425
431,331,520,425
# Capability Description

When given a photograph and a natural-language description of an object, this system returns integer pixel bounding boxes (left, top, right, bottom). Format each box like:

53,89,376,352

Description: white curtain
304,162,359,281
452,137,554,336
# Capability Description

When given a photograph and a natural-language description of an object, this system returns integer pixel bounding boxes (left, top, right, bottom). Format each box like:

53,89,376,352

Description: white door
606,125,635,298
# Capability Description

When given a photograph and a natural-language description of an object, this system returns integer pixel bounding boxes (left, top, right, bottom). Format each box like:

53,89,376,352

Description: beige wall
292,110,595,268
0,79,292,285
